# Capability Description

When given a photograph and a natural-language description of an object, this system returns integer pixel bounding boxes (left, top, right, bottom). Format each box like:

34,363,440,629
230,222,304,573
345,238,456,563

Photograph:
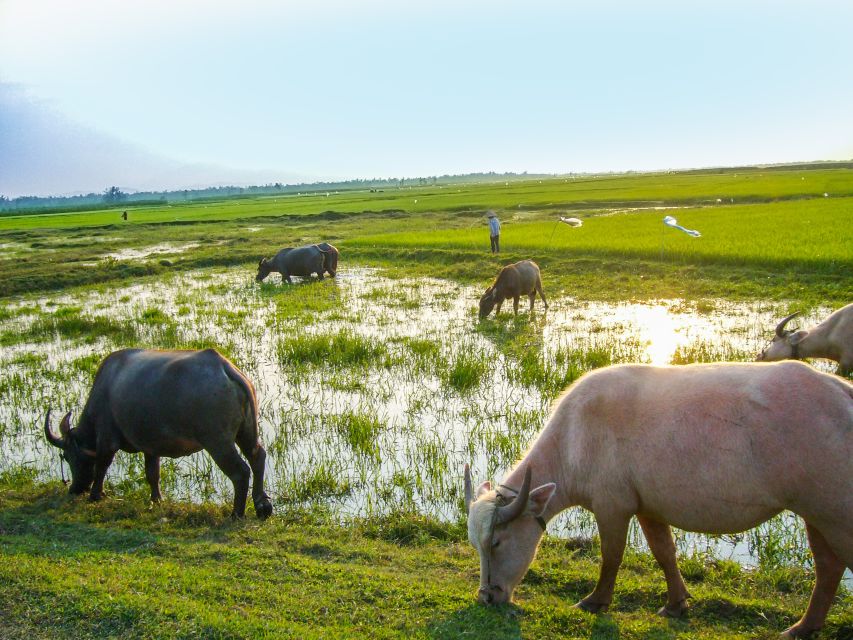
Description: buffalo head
757,311,808,362
464,464,556,605
479,287,498,319
44,409,97,495
256,258,272,282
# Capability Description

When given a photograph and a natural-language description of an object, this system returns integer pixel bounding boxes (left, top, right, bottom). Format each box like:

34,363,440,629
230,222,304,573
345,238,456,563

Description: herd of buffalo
40,241,852,638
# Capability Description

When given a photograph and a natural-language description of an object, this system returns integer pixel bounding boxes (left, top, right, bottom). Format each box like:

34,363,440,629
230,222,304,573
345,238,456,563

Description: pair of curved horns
463,464,532,524
775,311,802,338
44,409,72,448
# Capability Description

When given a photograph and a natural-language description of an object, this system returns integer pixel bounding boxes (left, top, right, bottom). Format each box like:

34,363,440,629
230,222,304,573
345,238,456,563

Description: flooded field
0,266,842,575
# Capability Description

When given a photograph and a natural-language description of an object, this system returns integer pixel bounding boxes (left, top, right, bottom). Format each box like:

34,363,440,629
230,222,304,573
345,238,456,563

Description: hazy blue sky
1,0,852,195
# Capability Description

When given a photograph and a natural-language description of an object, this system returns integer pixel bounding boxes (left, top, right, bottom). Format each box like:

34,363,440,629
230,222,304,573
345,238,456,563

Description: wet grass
442,350,489,393
277,330,392,369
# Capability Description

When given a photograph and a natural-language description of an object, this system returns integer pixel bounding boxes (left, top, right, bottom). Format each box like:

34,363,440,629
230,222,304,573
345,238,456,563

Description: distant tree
103,186,127,203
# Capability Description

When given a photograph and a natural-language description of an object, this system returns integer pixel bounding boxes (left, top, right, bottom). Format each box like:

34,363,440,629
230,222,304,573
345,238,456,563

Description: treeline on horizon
0,172,551,215
2,160,852,216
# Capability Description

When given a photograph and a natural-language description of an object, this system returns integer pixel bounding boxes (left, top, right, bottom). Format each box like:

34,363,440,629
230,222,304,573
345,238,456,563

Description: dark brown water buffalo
44,348,272,520
479,260,548,319
256,242,339,283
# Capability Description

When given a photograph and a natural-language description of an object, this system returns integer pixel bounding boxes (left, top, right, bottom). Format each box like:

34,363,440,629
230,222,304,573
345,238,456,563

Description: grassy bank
1,477,851,639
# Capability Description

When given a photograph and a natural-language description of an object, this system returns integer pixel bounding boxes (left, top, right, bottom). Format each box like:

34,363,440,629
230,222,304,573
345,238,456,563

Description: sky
1,0,853,196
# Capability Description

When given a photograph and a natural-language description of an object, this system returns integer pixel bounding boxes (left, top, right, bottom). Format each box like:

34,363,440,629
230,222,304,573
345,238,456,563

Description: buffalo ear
59,411,72,437
475,481,492,498
526,483,557,517
258,258,266,267
787,330,808,346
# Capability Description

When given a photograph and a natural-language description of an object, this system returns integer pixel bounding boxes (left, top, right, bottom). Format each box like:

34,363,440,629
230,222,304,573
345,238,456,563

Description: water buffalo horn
59,411,72,437
258,258,265,267
775,311,802,338
44,409,64,448
464,464,473,514
497,466,532,524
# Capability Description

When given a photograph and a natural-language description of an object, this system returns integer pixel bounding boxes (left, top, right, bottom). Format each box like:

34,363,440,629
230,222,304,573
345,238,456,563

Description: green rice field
0,166,851,638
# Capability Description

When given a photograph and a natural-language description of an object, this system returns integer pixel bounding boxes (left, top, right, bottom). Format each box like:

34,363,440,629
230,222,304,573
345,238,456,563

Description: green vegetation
1,167,852,638
2,166,853,230
0,480,850,639
0,167,849,304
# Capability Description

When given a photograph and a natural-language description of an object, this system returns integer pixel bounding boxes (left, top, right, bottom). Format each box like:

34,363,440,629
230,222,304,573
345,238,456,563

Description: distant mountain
0,84,313,198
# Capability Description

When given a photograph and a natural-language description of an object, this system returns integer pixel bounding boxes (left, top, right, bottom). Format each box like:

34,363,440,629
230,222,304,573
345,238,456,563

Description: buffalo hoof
657,599,689,618
88,493,103,502
254,497,273,520
574,599,609,614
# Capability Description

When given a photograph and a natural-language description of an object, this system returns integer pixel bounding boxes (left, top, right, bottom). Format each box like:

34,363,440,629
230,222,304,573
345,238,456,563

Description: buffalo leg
144,454,162,503
513,296,520,314
537,282,548,309
576,510,631,613
317,271,324,280
495,301,503,315
283,272,292,284
528,291,536,311
783,523,846,638
637,515,690,616
209,444,251,518
89,450,116,501
236,435,272,520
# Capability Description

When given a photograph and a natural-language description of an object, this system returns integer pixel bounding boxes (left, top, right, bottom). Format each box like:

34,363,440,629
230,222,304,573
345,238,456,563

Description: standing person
487,210,500,253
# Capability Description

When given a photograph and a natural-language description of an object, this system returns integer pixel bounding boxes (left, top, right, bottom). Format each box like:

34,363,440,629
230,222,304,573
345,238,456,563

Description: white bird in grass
559,217,583,227
663,215,701,237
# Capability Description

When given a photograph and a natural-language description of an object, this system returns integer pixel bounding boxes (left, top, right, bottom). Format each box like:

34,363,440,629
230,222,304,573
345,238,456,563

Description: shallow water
103,242,202,260
0,266,845,578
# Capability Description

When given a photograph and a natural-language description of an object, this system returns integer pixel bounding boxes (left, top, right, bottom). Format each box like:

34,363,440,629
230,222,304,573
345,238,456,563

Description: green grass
0,480,850,639
0,171,850,304
2,166,852,230
277,331,391,369
350,198,853,274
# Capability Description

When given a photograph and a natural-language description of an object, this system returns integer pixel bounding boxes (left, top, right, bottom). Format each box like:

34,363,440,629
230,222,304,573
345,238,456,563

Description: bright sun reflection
633,306,685,365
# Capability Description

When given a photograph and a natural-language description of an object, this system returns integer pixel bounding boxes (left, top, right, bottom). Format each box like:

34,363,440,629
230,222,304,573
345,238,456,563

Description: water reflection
0,266,841,575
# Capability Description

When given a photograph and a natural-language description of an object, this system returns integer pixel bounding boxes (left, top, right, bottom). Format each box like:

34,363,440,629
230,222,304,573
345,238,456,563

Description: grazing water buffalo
256,242,339,283
479,260,547,319
44,348,272,520
464,361,852,638
758,304,853,376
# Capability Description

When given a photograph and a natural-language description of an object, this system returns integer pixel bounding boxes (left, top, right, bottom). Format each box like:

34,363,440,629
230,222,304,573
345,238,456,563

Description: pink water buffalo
758,303,853,376
465,361,852,638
